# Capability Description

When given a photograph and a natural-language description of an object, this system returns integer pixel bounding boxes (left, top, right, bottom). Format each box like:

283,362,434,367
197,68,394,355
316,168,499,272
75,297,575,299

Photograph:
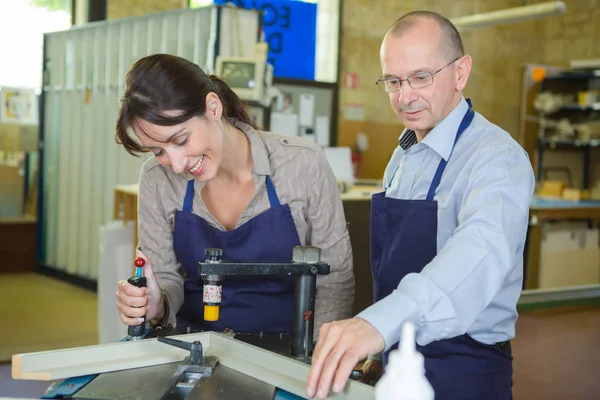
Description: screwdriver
127,256,147,340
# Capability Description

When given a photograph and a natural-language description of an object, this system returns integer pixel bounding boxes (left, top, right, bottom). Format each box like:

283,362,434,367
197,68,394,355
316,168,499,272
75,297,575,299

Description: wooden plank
12,332,374,399
209,334,373,400
12,333,209,381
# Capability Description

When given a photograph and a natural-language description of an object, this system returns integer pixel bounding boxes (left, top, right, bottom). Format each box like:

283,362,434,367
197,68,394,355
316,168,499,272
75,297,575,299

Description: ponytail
209,75,257,129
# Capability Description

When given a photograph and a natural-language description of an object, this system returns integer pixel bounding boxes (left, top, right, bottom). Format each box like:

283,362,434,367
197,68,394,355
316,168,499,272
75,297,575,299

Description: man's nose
398,84,417,105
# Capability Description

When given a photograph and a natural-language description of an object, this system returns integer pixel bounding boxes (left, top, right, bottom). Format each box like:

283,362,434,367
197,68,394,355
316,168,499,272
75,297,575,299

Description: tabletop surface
116,185,600,209
530,196,600,209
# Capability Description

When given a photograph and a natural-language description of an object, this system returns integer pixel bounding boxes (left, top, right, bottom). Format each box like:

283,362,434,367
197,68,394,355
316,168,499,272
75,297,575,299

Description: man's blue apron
173,175,300,333
370,100,513,399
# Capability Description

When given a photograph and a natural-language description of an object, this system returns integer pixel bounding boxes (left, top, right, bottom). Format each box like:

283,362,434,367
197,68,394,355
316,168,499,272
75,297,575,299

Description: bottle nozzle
400,320,416,354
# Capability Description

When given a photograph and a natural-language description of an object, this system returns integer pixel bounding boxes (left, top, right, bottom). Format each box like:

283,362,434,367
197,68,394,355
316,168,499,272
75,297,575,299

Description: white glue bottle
374,321,434,400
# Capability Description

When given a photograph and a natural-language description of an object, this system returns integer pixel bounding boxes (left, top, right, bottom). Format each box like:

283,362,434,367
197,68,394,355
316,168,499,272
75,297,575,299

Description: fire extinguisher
351,150,362,180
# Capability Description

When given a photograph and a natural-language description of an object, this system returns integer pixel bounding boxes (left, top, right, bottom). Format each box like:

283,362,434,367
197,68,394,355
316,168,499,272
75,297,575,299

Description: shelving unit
537,135,599,189
519,64,600,290
562,103,600,111
521,64,600,190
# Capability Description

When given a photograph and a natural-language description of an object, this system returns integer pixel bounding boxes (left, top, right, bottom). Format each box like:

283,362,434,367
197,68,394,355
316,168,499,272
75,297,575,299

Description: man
306,10,535,400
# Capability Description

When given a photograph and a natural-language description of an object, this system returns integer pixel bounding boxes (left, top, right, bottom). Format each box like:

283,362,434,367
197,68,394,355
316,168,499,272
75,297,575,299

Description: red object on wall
351,151,362,179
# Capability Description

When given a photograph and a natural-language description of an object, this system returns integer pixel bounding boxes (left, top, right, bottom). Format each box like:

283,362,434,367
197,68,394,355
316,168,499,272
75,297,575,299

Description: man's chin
401,121,425,132
398,114,425,130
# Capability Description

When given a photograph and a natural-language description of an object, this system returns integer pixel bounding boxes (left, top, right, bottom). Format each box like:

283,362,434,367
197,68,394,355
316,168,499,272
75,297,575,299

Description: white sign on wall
0,87,38,125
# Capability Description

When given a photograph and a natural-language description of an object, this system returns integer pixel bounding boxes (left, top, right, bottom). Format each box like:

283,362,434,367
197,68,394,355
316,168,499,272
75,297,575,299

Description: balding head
387,11,464,63
378,10,472,139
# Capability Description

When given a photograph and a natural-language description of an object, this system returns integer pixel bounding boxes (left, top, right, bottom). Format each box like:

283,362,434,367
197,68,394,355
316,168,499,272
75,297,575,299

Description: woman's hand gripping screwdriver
116,249,164,340
126,257,147,340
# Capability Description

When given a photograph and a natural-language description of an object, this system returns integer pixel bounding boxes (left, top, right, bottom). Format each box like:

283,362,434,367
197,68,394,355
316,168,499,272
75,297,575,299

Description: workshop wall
108,0,184,20
338,0,600,181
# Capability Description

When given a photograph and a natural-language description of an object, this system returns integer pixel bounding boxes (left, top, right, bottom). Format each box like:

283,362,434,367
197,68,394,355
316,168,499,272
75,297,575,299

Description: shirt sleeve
137,165,185,327
306,149,356,338
357,146,535,350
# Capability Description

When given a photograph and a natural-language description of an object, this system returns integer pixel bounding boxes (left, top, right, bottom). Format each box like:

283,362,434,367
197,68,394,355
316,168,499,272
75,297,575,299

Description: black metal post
291,274,317,361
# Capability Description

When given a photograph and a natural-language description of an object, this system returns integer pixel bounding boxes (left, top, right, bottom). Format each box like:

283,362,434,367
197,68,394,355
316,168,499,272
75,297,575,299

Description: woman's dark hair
116,53,256,156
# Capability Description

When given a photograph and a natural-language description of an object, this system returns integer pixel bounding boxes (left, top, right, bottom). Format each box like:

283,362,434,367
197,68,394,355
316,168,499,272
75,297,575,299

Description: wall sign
344,72,359,89
214,0,317,80
0,87,38,125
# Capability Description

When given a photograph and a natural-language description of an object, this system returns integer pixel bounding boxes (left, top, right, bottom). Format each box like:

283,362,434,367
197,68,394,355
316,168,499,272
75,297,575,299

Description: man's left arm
360,146,536,350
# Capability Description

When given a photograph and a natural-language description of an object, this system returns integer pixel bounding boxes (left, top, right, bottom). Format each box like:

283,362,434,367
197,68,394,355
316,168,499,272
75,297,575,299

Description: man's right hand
115,249,164,325
359,358,383,386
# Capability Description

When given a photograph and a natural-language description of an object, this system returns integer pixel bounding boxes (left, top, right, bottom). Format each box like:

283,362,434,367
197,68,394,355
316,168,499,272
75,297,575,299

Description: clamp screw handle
205,248,223,261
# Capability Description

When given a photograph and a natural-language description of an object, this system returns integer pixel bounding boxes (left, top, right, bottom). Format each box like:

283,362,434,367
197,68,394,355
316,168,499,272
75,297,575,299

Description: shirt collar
397,96,469,161
230,118,271,176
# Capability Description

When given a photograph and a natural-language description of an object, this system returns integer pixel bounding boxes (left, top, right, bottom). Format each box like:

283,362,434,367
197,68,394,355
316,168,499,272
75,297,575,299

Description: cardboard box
539,180,566,197
539,224,600,288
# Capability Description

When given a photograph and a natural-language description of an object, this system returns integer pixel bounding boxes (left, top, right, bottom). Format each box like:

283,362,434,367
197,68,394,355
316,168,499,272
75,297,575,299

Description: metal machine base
73,361,278,400
42,331,303,400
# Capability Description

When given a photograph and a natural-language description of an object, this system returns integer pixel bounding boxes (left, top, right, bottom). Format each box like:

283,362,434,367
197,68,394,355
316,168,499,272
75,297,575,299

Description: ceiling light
451,1,567,31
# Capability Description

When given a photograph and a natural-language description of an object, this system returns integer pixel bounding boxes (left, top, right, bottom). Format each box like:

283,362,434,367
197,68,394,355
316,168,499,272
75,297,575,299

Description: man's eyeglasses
376,57,460,92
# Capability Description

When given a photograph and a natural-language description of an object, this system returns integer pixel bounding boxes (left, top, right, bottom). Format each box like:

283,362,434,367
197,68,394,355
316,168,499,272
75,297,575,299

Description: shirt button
283,139,288,144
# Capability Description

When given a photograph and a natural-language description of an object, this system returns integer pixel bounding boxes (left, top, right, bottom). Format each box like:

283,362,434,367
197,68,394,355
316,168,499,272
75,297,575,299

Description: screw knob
134,257,145,268
205,248,223,261
303,310,313,321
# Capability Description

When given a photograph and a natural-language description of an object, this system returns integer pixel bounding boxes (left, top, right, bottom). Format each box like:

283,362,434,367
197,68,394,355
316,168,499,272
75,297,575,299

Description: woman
114,54,354,337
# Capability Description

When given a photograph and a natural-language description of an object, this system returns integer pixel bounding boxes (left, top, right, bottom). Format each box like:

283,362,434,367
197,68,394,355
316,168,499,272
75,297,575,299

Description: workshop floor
512,306,600,399
0,272,599,399
0,273,98,363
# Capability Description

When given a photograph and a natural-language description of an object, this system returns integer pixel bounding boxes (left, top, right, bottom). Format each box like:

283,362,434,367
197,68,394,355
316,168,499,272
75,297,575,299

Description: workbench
525,196,600,289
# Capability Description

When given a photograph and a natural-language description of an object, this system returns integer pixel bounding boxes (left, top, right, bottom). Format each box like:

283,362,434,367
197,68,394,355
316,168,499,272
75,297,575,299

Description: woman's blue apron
173,175,300,334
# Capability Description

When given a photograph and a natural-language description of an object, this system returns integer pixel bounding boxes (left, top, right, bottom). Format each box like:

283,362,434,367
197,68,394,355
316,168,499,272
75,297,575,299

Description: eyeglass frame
375,57,461,92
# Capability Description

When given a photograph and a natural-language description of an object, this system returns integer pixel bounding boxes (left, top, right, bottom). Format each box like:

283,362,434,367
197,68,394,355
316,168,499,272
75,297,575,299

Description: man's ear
455,55,472,92
205,92,223,120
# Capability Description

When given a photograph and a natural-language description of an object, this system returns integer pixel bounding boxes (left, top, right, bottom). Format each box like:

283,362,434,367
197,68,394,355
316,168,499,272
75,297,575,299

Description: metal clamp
197,246,331,363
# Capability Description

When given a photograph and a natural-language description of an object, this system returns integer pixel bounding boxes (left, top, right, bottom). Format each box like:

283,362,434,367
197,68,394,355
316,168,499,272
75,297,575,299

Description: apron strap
426,159,449,202
265,175,280,207
183,179,195,213
426,102,475,201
